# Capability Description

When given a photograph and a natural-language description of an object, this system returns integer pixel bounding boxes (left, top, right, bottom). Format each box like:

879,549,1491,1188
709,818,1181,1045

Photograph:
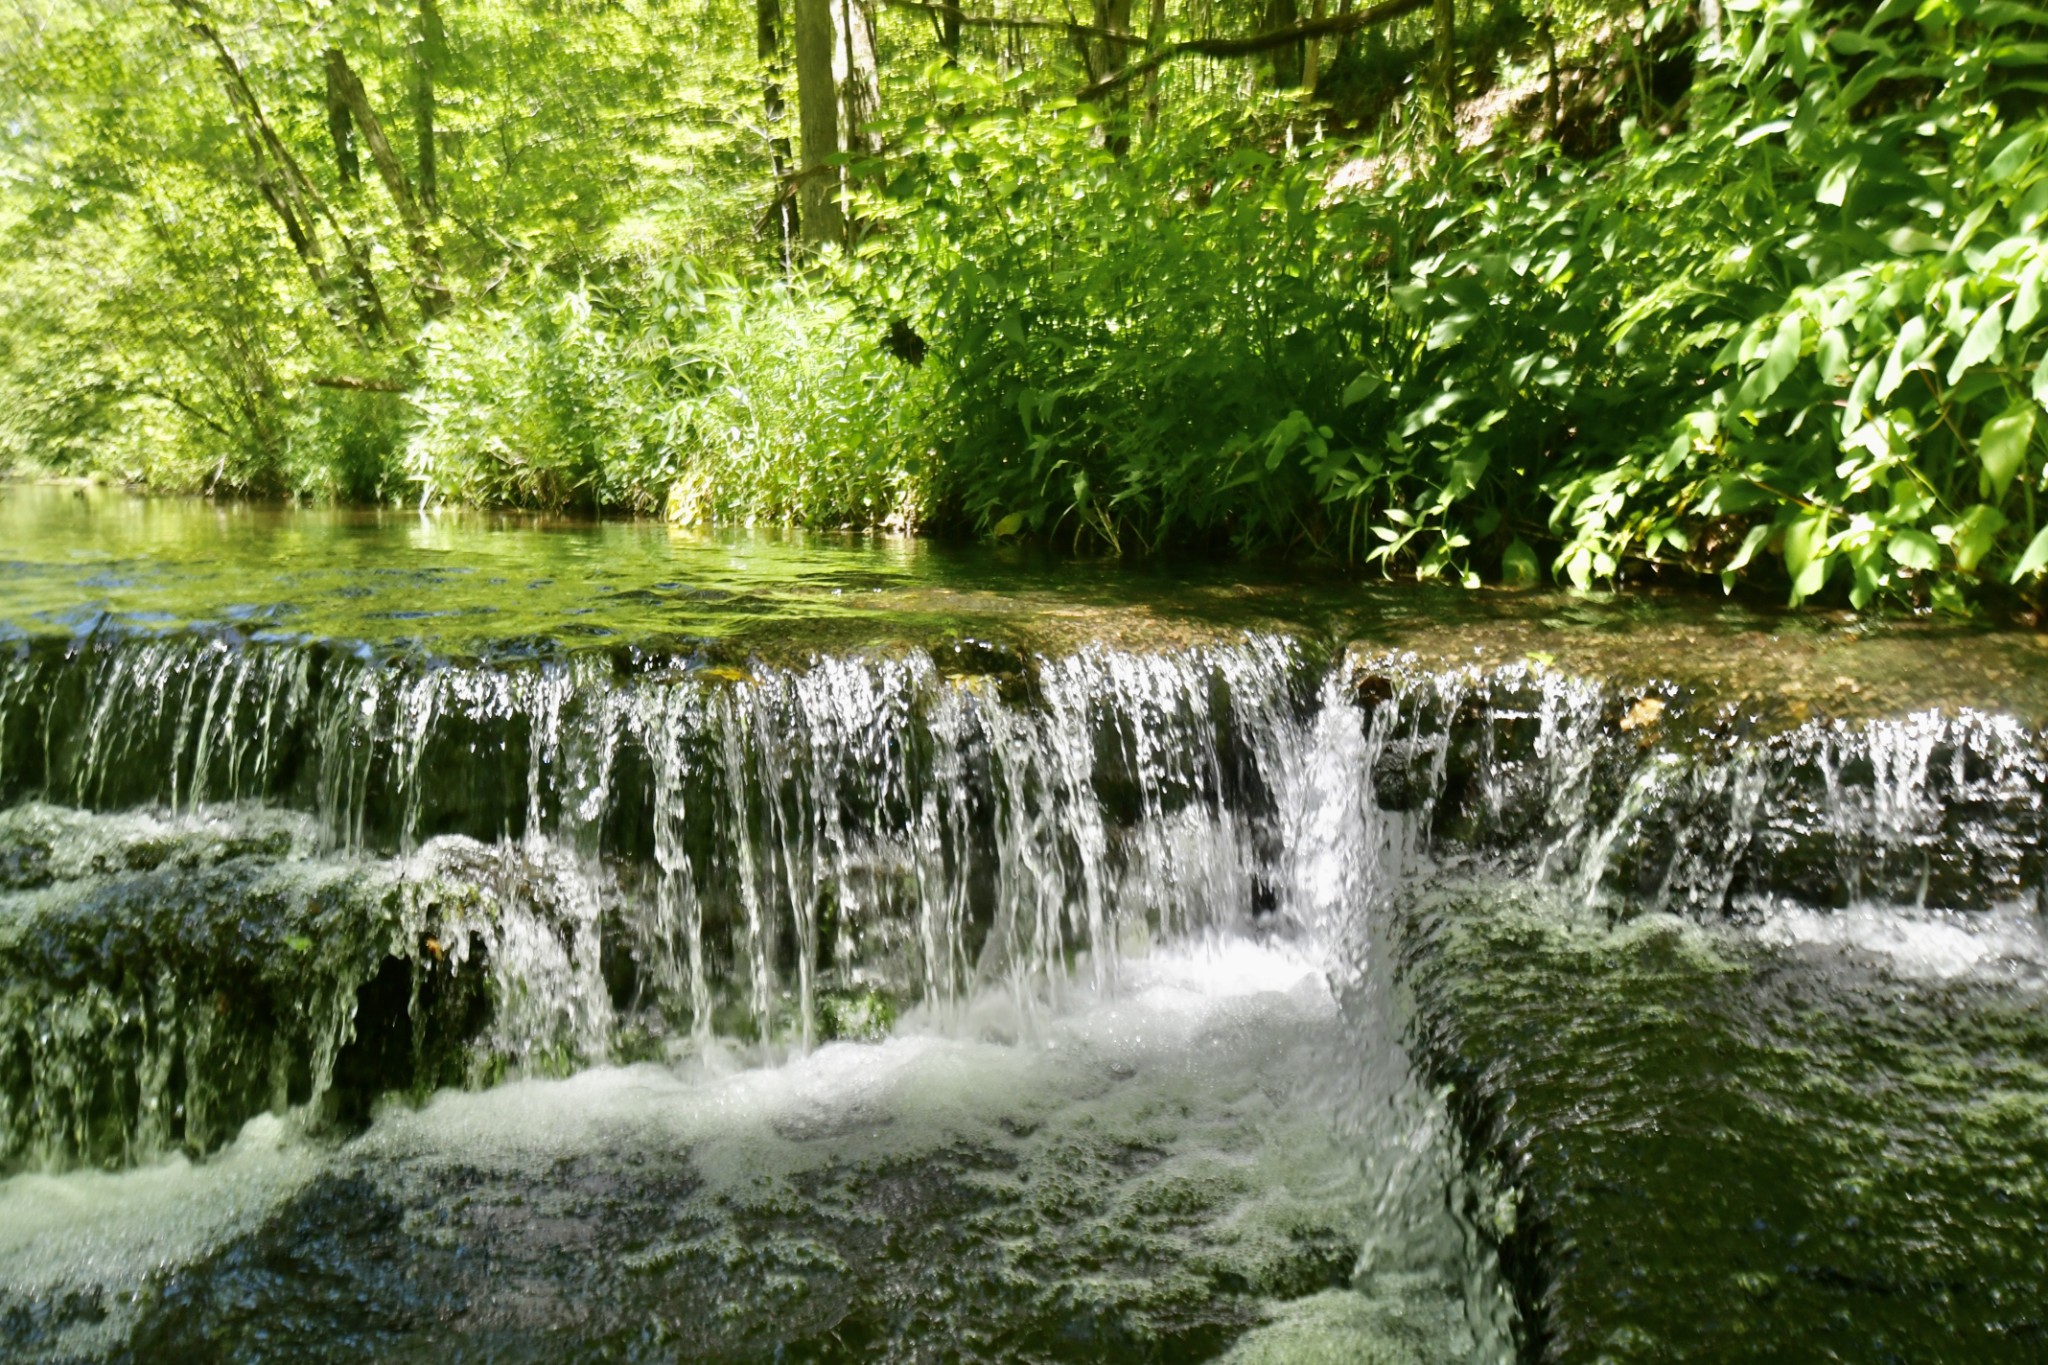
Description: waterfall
2,630,2042,1175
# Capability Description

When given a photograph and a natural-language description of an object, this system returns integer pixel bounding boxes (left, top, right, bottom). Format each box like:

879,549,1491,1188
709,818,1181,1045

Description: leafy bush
875,81,1397,554
11,0,2048,609
877,0,2048,606
406,266,928,525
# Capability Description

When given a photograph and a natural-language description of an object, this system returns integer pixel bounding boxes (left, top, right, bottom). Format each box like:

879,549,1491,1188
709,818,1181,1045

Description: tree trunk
1142,0,1166,134
413,0,446,219
1089,0,1132,86
169,0,387,336
1088,0,1133,152
1303,0,1328,94
792,0,845,247
1542,11,1560,138
324,48,452,317
325,62,360,184
1263,0,1301,89
838,0,882,160
759,0,798,259
1434,0,1455,115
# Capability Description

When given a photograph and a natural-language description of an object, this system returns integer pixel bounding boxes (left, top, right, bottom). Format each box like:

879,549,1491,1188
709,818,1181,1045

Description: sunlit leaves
1889,527,1942,570
1978,404,2036,499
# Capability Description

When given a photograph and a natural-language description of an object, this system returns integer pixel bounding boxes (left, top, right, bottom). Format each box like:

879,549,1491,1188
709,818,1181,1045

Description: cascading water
0,628,1535,1363
4,490,2047,1363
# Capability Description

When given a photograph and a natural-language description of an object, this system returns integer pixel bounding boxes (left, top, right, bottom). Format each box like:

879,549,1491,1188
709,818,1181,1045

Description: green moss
1401,879,2048,1361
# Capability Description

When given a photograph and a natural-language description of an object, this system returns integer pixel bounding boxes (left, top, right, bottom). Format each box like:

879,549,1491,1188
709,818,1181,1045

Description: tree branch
1077,0,1430,101
166,0,391,336
325,47,452,318
310,375,409,393
880,0,1142,46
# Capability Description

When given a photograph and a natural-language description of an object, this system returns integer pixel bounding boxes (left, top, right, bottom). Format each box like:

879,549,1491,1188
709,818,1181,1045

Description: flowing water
2,486,2046,1362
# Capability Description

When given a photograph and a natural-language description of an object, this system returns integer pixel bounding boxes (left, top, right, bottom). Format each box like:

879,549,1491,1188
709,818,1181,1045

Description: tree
322,47,450,317
792,0,845,246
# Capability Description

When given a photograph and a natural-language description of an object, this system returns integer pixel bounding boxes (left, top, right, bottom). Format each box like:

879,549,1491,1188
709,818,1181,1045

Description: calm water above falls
1,487,2046,1363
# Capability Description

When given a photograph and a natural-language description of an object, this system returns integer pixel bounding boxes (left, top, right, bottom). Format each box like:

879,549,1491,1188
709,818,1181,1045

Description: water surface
2,487,2046,1363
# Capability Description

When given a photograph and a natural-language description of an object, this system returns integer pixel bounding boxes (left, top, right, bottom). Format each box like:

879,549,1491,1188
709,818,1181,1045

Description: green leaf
1751,313,1805,404
1877,316,1929,401
1558,546,1593,588
991,512,1026,537
1887,528,1942,570
1953,504,2010,573
1978,403,2036,500
1726,522,1773,574
1816,327,1850,384
1817,155,1859,207
1500,537,1539,588
1341,373,1384,407
1890,476,1935,522
1949,302,2005,382
1426,312,1478,350
2013,267,2043,334
2033,350,2048,410
1991,128,2043,183
1981,3,2048,29
1828,30,1889,55
1784,513,1827,574
1790,553,1833,604
1783,513,1835,604
1843,358,1881,434
2010,525,2048,581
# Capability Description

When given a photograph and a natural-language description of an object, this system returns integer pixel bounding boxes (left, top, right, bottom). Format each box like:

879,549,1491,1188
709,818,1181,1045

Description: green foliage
0,0,772,495
872,0,2048,605
872,78,1398,554
1327,0,2048,603
5,0,2047,608
1522,0,2048,605
407,265,928,523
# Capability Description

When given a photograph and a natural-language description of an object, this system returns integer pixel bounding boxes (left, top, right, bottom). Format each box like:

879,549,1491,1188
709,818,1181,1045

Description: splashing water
3,583,2047,1361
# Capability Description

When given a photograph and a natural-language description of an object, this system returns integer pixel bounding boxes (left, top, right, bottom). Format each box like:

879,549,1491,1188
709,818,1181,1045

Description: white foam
0,1114,322,1354
1750,901,2048,982
358,937,1343,1171
0,938,1513,1360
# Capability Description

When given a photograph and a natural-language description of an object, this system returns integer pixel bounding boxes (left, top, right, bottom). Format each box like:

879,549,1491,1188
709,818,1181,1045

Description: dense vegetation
3,0,2046,606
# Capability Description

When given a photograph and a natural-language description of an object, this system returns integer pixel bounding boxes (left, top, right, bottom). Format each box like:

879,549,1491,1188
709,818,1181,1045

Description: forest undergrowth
3,0,2046,610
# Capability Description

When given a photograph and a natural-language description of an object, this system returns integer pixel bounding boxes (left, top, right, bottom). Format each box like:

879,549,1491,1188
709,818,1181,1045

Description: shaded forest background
3,0,2047,608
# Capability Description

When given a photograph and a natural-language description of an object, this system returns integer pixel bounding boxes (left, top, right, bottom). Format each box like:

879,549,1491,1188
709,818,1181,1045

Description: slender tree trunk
838,0,882,159
168,0,388,336
1142,0,1166,134
1542,11,1560,139
1433,0,1456,117
325,62,360,184
1263,0,1301,88
1096,0,1133,79
325,48,452,317
1303,0,1327,94
413,0,445,220
1089,0,1132,152
759,0,798,261
792,0,846,247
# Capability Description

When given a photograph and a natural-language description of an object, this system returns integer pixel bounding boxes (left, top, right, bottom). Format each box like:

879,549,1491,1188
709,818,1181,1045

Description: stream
2,486,2045,1363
